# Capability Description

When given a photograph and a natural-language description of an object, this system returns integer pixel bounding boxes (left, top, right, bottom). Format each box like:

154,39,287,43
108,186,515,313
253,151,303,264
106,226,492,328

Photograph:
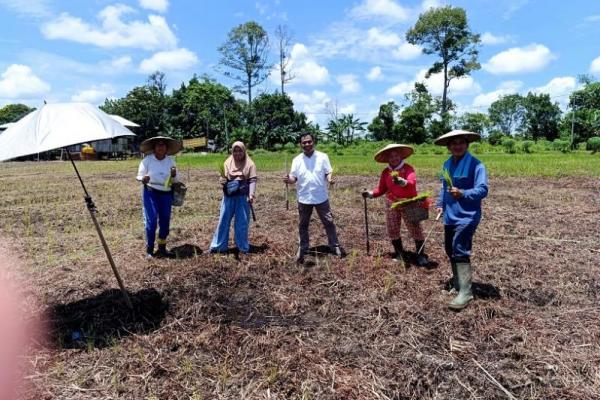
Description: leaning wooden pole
67,150,133,309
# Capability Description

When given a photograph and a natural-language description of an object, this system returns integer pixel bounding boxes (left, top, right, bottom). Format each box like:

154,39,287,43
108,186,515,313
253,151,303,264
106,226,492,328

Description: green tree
566,81,600,144
396,83,436,143
274,25,294,94
488,94,525,135
522,93,561,141
167,76,242,148
406,6,480,116
101,84,167,141
218,21,271,104
327,114,366,146
368,101,399,141
455,112,490,135
252,92,307,149
0,103,35,124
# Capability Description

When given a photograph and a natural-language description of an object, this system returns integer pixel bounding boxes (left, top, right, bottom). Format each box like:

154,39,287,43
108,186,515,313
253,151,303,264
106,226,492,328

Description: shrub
552,139,571,153
470,142,482,154
521,140,535,154
587,137,600,154
501,137,516,154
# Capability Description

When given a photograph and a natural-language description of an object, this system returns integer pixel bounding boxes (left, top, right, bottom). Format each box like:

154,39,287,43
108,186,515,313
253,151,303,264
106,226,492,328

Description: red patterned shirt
371,163,419,203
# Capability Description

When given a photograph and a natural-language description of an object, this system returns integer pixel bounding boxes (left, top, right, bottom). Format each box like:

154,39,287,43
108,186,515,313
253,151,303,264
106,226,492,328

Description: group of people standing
136,130,488,311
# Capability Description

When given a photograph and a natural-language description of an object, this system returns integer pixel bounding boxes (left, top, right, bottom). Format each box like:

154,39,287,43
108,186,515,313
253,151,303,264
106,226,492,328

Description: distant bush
552,139,571,153
487,130,505,146
501,137,516,154
520,140,535,153
470,142,482,154
587,137,600,154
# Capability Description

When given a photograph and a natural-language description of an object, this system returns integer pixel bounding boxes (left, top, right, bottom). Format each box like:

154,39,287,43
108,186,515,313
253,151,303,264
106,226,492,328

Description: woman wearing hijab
362,144,429,266
136,136,182,258
210,141,257,254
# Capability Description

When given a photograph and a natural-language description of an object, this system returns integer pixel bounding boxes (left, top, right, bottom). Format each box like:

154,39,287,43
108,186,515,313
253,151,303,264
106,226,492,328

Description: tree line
1,6,598,149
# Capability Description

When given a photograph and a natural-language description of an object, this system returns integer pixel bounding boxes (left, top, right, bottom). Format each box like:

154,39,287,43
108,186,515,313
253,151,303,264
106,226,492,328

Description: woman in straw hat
210,141,257,254
136,136,182,258
362,144,430,266
434,130,488,311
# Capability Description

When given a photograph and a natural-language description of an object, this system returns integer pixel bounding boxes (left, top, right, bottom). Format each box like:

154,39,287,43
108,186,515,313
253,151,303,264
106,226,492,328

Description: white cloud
337,74,360,93
71,84,114,104
272,43,329,86
0,64,50,99
288,90,331,122
585,15,600,23
350,0,410,21
480,32,510,45
483,44,556,74
339,104,357,114
532,76,576,97
472,81,523,108
110,56,133,70
366,66,383,81
590,56,600,74
421,0,441,10
139,48,198,73
139,0,169,13
41,5,178,50
0,0,51,18
366,28,401,47
392,42,422,60
386,68,480,98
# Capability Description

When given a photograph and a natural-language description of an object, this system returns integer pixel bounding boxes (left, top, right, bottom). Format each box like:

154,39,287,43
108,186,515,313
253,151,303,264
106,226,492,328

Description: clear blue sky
0,0,599,125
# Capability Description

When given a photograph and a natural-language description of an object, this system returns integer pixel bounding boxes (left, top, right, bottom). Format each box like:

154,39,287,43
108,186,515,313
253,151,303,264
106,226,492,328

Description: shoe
146,246,154,259
145,252,154,260
448,262,474,311
391,239,410,268
333,245,347,258
296,248,306,264
416,254,429,267
414,240,429,266
156,244,175,259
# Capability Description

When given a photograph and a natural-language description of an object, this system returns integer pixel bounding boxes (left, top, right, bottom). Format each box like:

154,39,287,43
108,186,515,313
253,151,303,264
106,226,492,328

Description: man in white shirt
283,133,346,263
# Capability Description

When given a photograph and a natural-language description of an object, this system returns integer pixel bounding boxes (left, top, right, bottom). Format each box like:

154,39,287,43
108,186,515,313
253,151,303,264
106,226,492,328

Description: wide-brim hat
374,144,414,163
434,130,481,146
140,136,182,155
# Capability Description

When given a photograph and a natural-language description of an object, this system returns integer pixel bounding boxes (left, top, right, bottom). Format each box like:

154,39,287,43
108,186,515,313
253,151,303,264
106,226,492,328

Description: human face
448,137,468,159
154,141,167,159
387,150,402,168
232,146,245,161
300,135,314,155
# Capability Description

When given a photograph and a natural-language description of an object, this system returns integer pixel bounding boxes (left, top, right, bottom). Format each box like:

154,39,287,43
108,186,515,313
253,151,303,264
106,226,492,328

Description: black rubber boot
156,243,175,258
414,240,429,266
391,239,410,268
146,245,154,259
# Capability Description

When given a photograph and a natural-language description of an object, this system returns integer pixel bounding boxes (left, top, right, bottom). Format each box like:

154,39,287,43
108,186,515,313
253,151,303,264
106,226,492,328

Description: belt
144,185,172,194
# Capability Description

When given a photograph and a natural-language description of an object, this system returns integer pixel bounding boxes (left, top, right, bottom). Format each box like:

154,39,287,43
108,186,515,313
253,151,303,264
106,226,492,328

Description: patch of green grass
175,151,600,177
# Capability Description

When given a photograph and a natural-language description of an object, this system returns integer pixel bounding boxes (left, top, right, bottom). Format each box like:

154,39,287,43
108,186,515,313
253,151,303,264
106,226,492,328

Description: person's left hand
170,166,177,177
248,195,255,204
327,174,336,186
449,187,463,199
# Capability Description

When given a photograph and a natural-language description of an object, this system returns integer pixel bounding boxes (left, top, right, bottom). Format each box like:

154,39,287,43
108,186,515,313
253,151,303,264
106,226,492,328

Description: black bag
223,179,249,197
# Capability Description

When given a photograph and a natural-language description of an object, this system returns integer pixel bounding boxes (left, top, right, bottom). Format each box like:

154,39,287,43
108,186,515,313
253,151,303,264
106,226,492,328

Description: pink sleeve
371,170,388,198
405,165,417,188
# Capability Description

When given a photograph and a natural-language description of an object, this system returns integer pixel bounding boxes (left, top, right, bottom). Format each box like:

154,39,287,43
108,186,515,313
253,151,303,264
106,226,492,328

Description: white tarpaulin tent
109,114,140,128
0,103,134,161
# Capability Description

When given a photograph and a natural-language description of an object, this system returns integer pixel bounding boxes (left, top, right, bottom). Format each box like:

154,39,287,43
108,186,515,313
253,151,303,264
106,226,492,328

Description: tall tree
252,92,306,149
274,25,294,94
488,94,526,135
396,83,436,144
368,101,399,141
522,93,561,141
565,80,600,144
455,112,490,135
0,104,35,124
218,21,271,104
406,6,480,116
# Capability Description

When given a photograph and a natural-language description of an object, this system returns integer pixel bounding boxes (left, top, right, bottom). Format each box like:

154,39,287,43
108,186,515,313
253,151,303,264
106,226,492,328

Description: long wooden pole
67,150,133,309
285,154,289,211
363,192,370,256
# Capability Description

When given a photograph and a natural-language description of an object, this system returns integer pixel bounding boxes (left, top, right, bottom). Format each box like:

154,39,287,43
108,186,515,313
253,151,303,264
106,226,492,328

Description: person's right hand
142,175,150,184
361,190,372,199
435,207,443,216
283,174,294,184
219,176,227,185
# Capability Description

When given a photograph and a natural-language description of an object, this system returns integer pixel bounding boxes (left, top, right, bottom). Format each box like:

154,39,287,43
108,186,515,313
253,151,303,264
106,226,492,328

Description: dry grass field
1,160,599,399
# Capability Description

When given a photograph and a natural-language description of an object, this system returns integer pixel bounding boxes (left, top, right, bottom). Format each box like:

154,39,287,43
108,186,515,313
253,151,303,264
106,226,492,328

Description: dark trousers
298,200,340,251
444,223,477,263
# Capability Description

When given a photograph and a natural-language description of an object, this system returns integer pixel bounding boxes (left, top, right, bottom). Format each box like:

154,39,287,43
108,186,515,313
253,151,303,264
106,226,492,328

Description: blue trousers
142,187,173,250
444,223,478,262
210,195,250,253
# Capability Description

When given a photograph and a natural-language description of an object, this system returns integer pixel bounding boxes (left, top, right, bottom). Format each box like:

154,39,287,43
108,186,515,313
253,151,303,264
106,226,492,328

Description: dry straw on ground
0,161,599,399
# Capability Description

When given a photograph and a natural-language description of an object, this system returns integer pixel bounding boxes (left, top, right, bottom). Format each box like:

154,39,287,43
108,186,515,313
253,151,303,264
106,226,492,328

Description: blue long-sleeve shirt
436,152,488,225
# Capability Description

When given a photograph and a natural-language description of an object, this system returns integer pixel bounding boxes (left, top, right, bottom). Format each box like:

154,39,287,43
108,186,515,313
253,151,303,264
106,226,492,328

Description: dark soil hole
46,288,168,349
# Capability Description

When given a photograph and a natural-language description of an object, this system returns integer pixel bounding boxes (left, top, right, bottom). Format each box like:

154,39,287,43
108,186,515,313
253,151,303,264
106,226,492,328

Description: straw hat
140,136,182,155
374,144,414,163
434,130,480,146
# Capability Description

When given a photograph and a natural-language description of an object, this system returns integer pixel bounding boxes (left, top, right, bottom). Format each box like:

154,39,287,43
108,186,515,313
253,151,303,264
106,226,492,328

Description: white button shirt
289,150,332,205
